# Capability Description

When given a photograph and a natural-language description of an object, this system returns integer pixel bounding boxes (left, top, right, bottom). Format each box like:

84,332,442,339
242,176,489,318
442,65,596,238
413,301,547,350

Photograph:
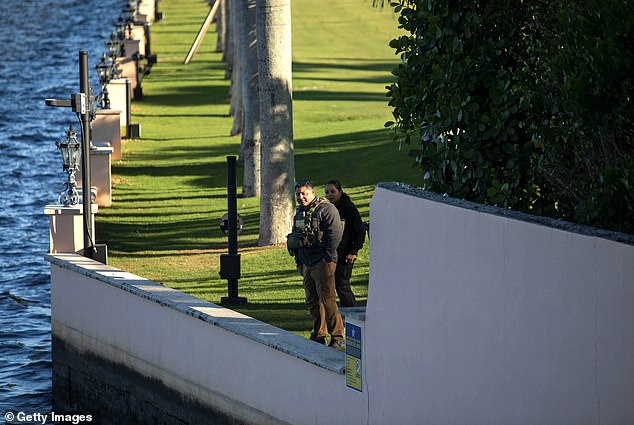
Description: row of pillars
43,2,246,304
44,0,160,263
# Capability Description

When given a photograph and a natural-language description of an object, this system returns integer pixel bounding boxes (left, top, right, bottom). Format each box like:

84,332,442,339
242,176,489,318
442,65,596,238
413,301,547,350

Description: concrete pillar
129,27,146,56
77,145,113,207
44,204,98,254
106,79,129,129
93,109,122,160
114,57,138,99
122,39,141,58
135,14,149,24
138,0,155,23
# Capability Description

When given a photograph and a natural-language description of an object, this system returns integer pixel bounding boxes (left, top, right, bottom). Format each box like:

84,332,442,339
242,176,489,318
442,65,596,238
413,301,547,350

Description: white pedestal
106,79,129,129
129,27,146,56
138,0,155,23
115,57,138,100
135,14,148,24
93,109,122,160
133,26,146,57
77,145,113,207
122,39,141,58
44,204,98,254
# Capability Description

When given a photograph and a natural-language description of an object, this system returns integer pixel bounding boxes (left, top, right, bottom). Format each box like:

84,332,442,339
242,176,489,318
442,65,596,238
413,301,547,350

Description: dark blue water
0,0,124,413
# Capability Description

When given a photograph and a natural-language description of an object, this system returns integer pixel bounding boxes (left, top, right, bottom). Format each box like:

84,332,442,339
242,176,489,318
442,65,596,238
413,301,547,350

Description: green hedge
386,0,634,234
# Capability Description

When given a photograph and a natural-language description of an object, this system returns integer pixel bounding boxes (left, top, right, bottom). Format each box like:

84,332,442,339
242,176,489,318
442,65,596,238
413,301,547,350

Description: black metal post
155,0,163,22
125,79,132,139
144,24,152,58
144,23,157,70
133,54,143,99
79,51,94,258
123,78,140,138
227,156,238,255
220,156,247,305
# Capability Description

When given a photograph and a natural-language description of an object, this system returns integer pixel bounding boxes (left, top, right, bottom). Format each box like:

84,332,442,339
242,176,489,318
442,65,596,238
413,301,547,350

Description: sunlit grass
96,0,418,337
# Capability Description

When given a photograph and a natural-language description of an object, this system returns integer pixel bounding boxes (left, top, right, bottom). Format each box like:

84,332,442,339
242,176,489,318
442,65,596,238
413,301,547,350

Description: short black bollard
220,156,247,305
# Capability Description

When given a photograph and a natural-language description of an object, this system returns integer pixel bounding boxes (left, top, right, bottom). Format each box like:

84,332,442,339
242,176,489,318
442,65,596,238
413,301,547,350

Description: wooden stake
183,0,221,64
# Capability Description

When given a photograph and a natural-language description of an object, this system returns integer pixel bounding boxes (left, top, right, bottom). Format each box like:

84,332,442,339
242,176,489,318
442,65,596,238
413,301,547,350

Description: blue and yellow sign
345,322,362,392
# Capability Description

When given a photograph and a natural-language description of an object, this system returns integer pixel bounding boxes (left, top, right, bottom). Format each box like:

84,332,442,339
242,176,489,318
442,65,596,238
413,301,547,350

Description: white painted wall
366,183,634,425
48,182,633,424
48,254,367,425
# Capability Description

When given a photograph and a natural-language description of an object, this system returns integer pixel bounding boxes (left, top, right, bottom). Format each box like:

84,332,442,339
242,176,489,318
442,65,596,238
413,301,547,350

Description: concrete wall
47,254,367,425
47,182,633,424
366,183,634,425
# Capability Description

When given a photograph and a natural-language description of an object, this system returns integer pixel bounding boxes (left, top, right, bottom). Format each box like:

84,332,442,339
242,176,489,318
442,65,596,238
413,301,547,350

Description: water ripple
1,0,126,412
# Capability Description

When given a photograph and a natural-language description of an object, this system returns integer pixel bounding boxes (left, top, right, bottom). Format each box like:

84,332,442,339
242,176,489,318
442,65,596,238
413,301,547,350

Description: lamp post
56,125,81,206
79,51,95,257
95,52,112,109
115,16,127,56
44,50,95,259
105,31,119,61
123,5,136,24
115,16,127,41
116,20,128,58
123,2,138,40
88,85,99,130
126,21,134,40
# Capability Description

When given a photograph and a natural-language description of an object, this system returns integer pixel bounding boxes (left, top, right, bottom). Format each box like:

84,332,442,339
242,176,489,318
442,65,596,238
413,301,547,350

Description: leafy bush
531,0,634,230
386,0,634,234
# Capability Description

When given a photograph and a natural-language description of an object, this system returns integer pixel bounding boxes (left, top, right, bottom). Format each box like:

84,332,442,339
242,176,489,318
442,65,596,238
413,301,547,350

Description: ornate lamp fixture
114,17,128,56
123,5,136,24
105,31,119,61
123,1,138,40
56,125,81,206
95,52,113,109
88,85,99,125
125,21,134,40
115,16,127,41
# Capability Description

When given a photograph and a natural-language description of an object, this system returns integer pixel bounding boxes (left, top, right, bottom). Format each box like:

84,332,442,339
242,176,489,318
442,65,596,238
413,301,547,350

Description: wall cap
376,182,634,246
45,253,345,374
44,203,98,215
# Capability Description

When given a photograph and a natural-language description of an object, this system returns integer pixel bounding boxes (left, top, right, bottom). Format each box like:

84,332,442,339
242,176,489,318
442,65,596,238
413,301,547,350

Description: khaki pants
299,260,344,342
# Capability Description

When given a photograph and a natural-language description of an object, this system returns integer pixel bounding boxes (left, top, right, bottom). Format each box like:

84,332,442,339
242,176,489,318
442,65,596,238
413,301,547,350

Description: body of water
0,0,124,413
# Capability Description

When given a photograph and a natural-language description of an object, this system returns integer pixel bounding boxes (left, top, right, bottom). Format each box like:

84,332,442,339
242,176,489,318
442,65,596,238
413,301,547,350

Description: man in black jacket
289,180,345,349
325,179,366,307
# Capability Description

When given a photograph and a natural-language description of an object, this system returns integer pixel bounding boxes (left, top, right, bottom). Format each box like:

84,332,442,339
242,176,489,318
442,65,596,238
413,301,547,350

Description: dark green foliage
574,163,634,233
387,0,634,234
532,0,634,232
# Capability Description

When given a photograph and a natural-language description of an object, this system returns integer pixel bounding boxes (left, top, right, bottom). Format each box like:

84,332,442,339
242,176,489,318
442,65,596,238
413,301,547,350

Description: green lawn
96,0,420,338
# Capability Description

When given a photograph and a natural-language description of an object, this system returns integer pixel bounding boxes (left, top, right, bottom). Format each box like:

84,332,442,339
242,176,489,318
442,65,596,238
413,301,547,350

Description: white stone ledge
45,253,345,374
378,181,634,245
